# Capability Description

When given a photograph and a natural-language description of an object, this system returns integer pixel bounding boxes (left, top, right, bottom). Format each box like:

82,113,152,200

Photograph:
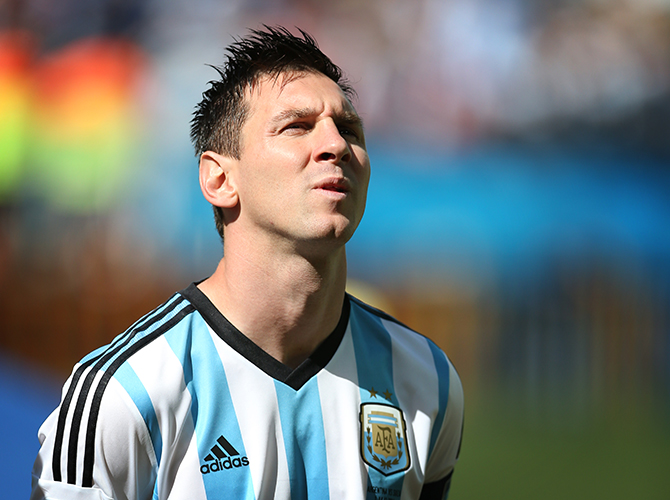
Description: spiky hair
190,25,354,160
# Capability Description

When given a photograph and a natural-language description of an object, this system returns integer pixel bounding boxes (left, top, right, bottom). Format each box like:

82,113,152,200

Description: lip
314,177,351,195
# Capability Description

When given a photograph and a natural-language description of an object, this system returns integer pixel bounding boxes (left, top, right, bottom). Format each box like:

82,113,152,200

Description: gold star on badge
369,387,378,398
383,389,393,401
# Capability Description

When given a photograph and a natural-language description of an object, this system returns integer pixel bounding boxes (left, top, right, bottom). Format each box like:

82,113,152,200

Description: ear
199,151,239,209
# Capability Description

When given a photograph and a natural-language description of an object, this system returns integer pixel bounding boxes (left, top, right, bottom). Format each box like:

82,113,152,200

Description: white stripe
208,326,291,500
383,319,438,499
33,363,101,487
97,377,156,497
368,416,397,424
74,368,106,486
423,360,464,483
166,432,204,500
128,336,207,500
58,367,86,484
318,326,367,500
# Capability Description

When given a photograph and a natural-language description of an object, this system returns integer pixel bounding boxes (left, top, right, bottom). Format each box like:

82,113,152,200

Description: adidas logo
200,435,250,474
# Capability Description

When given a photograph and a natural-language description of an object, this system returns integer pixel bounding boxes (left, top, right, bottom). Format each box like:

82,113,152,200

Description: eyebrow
270,107,363,129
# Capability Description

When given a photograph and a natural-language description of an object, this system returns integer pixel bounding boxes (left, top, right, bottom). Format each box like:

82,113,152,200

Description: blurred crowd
0,0,669,417
2,0,670,152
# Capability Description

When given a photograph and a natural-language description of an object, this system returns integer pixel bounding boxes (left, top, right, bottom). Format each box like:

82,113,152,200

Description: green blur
450,388,670,499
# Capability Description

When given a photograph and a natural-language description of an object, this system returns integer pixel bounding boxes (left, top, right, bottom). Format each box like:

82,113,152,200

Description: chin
295,221,357,255
322,216,360,241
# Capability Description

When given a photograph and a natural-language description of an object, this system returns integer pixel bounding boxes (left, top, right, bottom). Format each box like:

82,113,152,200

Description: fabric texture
31,283,464,500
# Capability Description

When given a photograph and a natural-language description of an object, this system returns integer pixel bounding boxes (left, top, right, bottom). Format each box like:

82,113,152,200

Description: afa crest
360,403,410,476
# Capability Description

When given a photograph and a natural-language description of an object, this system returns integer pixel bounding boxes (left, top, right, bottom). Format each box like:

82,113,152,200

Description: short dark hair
190,25,355,239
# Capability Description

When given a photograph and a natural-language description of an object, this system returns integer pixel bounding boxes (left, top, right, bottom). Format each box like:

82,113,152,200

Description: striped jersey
31,283,464,500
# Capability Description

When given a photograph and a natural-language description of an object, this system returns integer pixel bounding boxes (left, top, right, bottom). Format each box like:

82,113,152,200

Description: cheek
256,139,310,174
355,150,371,183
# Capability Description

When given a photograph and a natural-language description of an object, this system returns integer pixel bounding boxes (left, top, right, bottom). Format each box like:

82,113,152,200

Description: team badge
360,403,410,476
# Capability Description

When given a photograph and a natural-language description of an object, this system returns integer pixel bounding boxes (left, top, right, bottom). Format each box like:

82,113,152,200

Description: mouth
315,178,350,194
320,184,348,193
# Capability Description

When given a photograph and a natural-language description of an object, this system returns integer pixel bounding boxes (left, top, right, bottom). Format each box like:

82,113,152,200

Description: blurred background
1,0,669,498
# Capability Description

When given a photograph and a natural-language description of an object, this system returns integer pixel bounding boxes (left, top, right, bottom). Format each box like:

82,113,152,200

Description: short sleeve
30,372,157,500
424,361,464,484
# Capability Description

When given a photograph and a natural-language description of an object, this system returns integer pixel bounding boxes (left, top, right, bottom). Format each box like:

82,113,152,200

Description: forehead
244,71,357,120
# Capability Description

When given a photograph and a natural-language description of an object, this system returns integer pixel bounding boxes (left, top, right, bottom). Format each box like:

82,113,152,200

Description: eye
280,122,313,136
338,126,359,140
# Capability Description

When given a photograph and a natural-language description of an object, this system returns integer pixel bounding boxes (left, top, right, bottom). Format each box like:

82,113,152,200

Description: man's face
232,71,370,254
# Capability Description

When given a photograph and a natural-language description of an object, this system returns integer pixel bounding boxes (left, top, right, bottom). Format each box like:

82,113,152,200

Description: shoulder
37,289,204,491
80,288,197,369
347,293,456,375
77,289,199,393
65,288,203,439
347,292,463,410
348,293,432,343
347,294,464,478
347,293,417,339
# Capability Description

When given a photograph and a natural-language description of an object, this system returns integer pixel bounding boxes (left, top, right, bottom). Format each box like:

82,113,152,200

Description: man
31,26,464,500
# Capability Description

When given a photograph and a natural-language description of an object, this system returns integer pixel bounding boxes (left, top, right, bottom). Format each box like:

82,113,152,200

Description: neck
198,241,348,369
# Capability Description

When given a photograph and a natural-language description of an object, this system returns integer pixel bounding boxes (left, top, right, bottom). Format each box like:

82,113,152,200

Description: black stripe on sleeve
52,356,99,482
53,294,185,484
52,299,175,482
66,296,186,484
81,304,196,487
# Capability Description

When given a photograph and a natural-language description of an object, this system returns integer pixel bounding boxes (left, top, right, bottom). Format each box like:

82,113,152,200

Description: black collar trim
179,282,350,391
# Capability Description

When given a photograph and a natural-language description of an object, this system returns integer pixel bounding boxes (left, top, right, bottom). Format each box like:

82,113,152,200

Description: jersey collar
179,282,351,390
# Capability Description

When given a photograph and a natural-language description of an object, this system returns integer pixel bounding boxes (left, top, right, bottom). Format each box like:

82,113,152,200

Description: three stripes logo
200,435,250,475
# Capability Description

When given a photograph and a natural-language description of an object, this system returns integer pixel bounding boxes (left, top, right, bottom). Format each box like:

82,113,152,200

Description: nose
314,119,352,165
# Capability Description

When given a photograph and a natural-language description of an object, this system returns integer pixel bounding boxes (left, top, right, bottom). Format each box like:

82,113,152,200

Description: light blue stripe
79,344,111,365
349,302,405,498
427,342,451,457
275,378,330,500
349,305,397,406
369,416,397,425
165,314,255,500
114,363,163,465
